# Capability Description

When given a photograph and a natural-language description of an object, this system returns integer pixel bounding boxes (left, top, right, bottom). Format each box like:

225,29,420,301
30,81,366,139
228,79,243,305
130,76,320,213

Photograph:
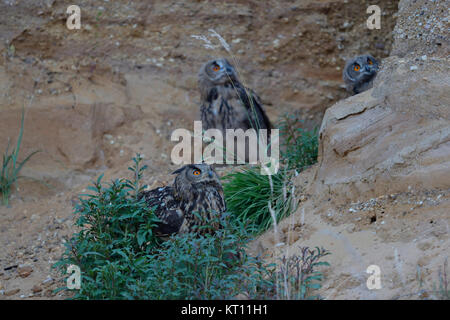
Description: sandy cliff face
315,0,449,203
0,0,399,173
251,0,449,299
316,57,449,203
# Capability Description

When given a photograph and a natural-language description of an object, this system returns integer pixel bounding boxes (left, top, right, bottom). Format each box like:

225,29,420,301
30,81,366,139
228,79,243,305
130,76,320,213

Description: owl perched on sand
343,54,379,95
138,164,226,236
198,58,272,133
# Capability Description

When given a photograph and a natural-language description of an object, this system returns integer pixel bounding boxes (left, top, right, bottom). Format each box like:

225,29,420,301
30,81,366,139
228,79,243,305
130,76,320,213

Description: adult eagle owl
139,164,226,236
343,54,379,95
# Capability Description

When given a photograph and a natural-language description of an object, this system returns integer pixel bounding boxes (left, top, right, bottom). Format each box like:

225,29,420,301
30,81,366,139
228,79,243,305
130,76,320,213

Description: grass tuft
434,258,449,300
222,167,294,235
279,113,319,172
0,107,40,206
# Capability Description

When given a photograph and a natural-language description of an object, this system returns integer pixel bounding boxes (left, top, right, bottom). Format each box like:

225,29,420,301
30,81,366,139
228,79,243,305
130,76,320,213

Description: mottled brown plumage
139,164,226,236
198,58,272,133
198,58,272,163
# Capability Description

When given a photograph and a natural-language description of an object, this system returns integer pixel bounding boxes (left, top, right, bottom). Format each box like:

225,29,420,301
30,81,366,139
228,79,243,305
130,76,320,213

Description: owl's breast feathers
139,181,226,236
201,83,272,132
179,181,227,233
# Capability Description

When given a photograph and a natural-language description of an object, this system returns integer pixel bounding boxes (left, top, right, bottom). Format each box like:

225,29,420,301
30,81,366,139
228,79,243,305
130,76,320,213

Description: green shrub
222,167,294,235
279,114,319,172
1,107,40,206
54,155,160,299
55,155,329,299
54,156,273,299
140,214,278,299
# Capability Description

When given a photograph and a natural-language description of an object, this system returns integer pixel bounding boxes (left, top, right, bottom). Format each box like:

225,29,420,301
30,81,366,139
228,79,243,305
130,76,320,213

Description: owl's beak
225,66,235,78
208,170,214,178
364,65,375,74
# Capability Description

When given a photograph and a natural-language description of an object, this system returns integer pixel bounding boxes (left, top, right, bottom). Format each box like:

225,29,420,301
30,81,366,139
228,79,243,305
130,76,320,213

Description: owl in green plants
139,163,226,237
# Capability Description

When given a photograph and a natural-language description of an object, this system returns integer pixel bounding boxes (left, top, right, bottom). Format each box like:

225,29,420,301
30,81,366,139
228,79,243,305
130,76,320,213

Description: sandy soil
248,166,449,299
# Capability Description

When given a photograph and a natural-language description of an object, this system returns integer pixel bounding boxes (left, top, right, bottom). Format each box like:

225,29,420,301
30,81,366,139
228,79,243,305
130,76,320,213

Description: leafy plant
279,114,319,172
141,214,278,300
222,167,295,234
55,155,296,300
276,247,330,300
1,107,40,206
55,154,330,299
54,155,160,299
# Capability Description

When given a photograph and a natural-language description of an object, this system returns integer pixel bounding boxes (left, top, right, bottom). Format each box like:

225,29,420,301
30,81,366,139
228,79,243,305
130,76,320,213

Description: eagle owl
198,58,272,163
343,54,379,95
139,164,226,236
198,58,272,133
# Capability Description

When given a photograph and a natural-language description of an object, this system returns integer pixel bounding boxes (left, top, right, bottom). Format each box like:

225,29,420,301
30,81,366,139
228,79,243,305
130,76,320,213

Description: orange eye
212,64,220,72
368,59,373,65
193,170,201,176
354,64,361,71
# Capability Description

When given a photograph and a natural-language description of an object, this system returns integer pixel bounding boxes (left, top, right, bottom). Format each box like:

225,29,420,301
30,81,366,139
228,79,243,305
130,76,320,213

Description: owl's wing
138,186,184,236
238,86,272,131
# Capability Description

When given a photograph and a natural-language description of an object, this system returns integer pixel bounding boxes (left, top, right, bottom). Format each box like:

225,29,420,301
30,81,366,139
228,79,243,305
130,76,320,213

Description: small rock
18,265,33,278
42,276,54,286
5,288,20,296
31,285,42,293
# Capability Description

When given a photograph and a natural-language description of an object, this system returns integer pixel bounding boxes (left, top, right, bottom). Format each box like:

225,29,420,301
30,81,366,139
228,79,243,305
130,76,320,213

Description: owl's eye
353,64,361,71
193,169,201,176
212,64,220,72
368,59,373,65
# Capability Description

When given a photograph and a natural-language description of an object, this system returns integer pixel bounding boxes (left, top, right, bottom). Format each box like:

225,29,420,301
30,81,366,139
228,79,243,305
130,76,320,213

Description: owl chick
343,54,379,95
139,164,226,237
198,58,272,133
